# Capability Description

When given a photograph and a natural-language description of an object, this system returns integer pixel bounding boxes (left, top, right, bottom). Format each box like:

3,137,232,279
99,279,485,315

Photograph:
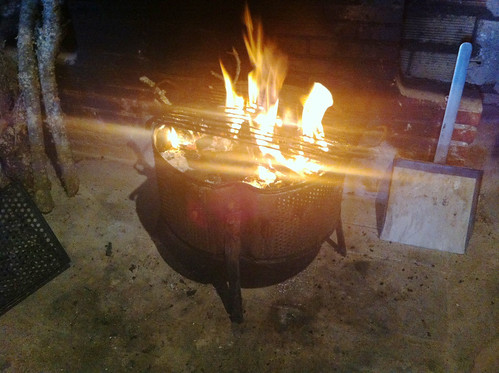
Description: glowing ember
158,5,335,188
167,126,180,148
161,125,196,150
257,165,277,184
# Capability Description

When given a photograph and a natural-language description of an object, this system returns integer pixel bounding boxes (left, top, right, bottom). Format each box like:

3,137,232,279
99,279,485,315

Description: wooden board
380,159,482,254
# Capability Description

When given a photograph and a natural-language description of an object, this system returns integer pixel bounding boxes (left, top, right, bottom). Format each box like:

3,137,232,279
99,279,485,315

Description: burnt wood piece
224,209,243,323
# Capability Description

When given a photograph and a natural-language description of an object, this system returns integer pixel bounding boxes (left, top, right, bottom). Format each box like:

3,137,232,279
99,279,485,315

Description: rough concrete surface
0,110,497,372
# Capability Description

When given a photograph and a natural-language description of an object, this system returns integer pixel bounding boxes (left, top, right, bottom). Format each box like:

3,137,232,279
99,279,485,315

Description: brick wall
255,0,405,82
58,0,492,166
251,0,487,164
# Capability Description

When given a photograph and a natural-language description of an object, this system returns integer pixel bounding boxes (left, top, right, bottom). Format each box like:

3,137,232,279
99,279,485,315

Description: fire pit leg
326,217,347,256
335,217,346,256
224,210,243,323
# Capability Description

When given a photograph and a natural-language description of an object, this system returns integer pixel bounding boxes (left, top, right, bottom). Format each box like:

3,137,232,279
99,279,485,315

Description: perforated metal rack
0,183,70,316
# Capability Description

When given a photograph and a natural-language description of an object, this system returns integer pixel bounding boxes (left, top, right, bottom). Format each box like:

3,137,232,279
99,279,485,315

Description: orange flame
243,5,287,111
218,6,334,186
167,126,180,148
220,62,245,136
158,6,334,187
300,82,333,152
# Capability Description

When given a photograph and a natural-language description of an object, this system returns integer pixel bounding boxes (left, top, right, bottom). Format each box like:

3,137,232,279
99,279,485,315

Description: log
0,97,34,190
36,0,79,197
17,0,54,212
0,48,20,158
0,42,33,191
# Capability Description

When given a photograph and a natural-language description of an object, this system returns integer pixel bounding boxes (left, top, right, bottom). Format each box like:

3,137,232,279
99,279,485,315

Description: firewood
139,76,172,106
0,45,37,194
2,0,80,211
36,0,78,197
17,0,53,212
0,97,34,191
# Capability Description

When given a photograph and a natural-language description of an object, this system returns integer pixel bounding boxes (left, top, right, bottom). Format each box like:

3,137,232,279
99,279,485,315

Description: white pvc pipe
434,42,472,164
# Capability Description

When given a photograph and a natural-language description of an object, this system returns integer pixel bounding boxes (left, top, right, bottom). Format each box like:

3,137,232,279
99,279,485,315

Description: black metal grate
152,108,360,166
0,183,70,316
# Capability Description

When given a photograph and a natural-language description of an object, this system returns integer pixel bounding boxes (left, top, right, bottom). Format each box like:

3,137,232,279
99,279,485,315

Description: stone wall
400,0,499,105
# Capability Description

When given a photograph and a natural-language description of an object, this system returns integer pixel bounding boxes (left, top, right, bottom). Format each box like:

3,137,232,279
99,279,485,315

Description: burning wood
153,6,337,189
139,76,172,106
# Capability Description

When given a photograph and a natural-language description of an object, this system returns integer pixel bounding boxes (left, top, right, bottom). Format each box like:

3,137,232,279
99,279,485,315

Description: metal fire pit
152,118,346,322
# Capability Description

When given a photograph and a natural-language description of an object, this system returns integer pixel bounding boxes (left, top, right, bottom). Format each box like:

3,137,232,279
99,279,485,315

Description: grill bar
152,107,367,165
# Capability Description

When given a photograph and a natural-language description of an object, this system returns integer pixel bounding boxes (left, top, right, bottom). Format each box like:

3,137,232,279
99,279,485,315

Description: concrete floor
1,1,498,371
0,107,497,372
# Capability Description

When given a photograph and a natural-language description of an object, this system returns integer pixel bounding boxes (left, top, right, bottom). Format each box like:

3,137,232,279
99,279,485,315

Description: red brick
452,125,478,144
448,142,489,167
456,110,482,127
288,57,333,76
324,4,404,23
309,39,337,57
394,96,443,123
340,42,399,61
277,36,309,56
270,21,329,38
328,21,359,39
357,23,403,42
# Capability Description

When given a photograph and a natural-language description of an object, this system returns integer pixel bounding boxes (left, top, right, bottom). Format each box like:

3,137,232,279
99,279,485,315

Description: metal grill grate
0,183,70,316
151,107,363,166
